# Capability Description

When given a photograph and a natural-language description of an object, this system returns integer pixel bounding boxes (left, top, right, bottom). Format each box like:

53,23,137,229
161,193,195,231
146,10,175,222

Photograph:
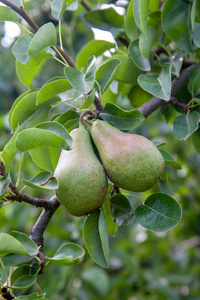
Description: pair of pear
54,121,165,217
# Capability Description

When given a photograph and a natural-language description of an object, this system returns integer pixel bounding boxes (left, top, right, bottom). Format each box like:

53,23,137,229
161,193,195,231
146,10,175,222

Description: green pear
90,120,165,192
54,126,108,217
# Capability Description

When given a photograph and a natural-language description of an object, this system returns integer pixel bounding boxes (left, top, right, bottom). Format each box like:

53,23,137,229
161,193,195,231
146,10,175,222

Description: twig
1,287,14,300
79,110,94,125
29,196,60,249
169,97,193,111
80,1,92,11
139,64,197,117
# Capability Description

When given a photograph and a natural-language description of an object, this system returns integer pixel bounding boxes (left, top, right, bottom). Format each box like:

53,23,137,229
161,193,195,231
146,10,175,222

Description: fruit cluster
54,121,165,217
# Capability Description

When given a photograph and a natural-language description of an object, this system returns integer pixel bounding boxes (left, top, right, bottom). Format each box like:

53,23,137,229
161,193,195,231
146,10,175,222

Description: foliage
0,0,200,299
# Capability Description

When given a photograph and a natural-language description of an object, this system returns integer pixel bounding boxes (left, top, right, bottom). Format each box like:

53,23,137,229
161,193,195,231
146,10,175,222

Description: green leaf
96,59,120,93
101,103,144,130
11,265,32,286
0,233,29,257
0,175,10,200
37,76,72,105
83,7,124,31
15,122,72,152
23,171,58,190
0,6,18,22
111,194,134,226
159,149,182,169
83,210,108,268
9,275,36,290
47,243,85,266
162,0,193,52
65,56,96,94
135,193,182,232
76,40,115,70
12,33,34,64
9,90,38,131
29,147,60,172
188,65,200,95
158,167,173,196
16,51,53,88
193,128,200,153
55,109,80,131
138,63,172,100
99,210,109,267
27,23,57,61
111,54,142,84
9,231,39,256
51,0,75,20
103,200,118,237
1,128,20,173
160,50,183,77
133,0,150,36
193,22,200,47
173,111,200,140
125,0,138,40
15,293,49,300
129,39,150,71
2,254,35,268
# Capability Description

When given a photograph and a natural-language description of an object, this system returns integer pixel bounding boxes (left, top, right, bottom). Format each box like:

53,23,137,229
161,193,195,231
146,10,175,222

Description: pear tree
0,0,199,299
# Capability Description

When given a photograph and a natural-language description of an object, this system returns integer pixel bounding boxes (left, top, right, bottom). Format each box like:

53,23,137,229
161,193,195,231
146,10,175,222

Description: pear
54,126,108,217
90,120,165,192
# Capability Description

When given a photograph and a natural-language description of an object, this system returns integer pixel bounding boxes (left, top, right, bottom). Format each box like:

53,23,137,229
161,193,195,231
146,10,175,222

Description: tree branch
138,64,197,117
29,196,60,249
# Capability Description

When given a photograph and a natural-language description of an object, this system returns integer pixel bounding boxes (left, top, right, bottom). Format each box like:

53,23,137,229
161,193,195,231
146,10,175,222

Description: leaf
84,7,124,31
65,56,96,94
135,193,182,232
101,103,144,130
162,0,193,52
0,233,29,257
159,150,182,169
27,23,57,61
111,194,134,226
129,39,150,71
9,231,39,256
12,33,34,64
2,254,35,268
138,63,172,100
125,0,138,40
15,293,49,300
96,59,120,93
160,50,183,77
37,76,72,105
15,122,72,152
158,167,173,196
99,210,109,267
29,147,60,172
193,127,200,153
9,90,38,131
23,171,58,190
0,6,18,22
188,65,200,95
76,40,115,70
173,111,200,140
193,22,200,48
55,109,80,131
0,175,10,200
9,275,36,290
16,51,53,88
133,0,150,36
1,128,20,172
111,54,142,84
51,0,75,20
103,200,118,237
47,243,85,266
83,210,109,268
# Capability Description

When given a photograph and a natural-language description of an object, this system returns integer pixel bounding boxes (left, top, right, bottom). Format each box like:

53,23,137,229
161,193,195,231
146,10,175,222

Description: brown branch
139,64,197,118
30,196,60,249
7,182,53,209
80,1,92,11
169,97,193,111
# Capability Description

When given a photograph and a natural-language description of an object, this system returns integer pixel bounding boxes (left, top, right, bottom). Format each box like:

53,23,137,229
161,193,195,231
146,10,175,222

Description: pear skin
90,120,165,192
54,126,108,216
